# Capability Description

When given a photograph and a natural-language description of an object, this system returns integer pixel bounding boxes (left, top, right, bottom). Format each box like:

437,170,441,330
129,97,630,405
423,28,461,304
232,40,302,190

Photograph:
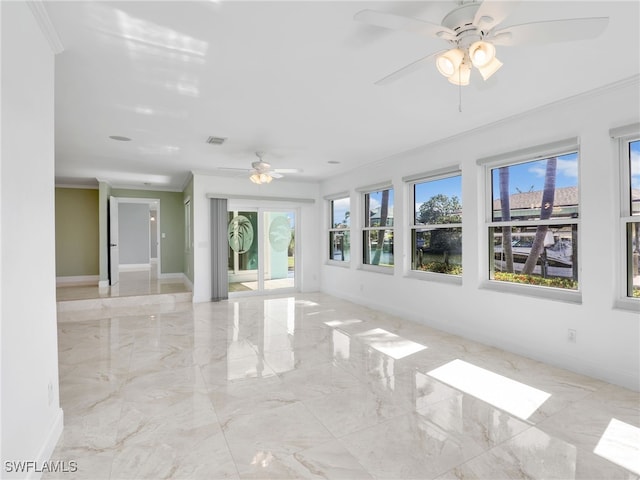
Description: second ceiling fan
220,152,303,184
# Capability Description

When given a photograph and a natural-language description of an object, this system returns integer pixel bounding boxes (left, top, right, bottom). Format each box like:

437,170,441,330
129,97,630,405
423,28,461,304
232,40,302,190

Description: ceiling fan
219,152,302,184
354,0,609,86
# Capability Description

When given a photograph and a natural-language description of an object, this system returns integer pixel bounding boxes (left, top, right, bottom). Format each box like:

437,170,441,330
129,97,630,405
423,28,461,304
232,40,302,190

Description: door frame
108,197,161,283
227,202,299,297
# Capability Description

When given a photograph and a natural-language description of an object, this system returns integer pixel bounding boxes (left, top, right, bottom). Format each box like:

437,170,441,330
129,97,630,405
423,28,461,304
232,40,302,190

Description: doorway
227,207,297,294
108,197,160,286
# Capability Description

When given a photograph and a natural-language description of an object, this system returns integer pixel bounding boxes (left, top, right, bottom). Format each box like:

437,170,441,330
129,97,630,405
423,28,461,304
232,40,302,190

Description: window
328,196,350,262
363,188,394,267
624,138,640,299
410,173,462,275
487,148,579,290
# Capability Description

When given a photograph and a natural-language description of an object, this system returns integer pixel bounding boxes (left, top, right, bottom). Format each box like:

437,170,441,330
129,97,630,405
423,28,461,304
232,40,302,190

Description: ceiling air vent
206,136,227,145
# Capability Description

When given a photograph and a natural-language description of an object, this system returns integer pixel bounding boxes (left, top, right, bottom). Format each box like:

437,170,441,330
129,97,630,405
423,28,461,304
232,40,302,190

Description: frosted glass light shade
477,56,503,80
436,48,464,77
469,41,496,68
250,172,272,184
448,63,471,86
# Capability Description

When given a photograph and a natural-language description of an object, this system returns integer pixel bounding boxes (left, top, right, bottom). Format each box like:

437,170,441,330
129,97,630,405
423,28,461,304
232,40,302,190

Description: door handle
110,243,117,247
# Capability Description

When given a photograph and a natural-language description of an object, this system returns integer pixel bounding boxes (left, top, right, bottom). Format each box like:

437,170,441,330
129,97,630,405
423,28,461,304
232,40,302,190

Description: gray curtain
210,198,228,301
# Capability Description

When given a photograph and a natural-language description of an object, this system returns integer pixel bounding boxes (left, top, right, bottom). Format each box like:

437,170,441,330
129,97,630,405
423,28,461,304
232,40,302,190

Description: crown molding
27,1,64,55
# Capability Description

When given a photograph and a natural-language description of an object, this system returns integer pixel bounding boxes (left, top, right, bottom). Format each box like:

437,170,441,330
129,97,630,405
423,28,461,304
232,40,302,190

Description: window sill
325,260,351,268
613,297,640,313
405,270,462,286
358,264,395,275
479,280,582,304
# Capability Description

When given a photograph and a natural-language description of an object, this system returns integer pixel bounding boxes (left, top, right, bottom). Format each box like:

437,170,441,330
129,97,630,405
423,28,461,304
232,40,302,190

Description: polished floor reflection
47,293,639,479
56,264,190,301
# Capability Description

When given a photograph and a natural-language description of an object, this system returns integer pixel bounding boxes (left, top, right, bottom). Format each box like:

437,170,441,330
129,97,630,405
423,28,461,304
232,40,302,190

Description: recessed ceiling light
109,135,131,141
328,160,340,164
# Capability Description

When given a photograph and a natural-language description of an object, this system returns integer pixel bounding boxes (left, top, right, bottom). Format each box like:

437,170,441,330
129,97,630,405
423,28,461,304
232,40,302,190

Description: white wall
320,78,640,391
0,2,63,476
192,174,321,303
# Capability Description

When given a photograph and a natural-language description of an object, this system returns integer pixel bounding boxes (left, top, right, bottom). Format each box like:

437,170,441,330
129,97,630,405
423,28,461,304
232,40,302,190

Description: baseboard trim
56,275,99,286
158,272,184,279
182,274,194,291
98,280,109,288
119,263,150,272
27,408,64,480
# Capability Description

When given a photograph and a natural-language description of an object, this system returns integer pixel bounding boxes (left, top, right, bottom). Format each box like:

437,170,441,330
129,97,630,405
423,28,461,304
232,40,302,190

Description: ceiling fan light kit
354,0,609,88
250,172,273,184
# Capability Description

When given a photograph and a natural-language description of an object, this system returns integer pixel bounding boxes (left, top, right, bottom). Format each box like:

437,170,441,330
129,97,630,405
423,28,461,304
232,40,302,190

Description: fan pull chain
458,70,463,113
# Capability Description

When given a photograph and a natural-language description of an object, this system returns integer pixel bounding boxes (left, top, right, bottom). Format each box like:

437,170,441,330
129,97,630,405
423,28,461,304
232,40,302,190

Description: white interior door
109,196,119,285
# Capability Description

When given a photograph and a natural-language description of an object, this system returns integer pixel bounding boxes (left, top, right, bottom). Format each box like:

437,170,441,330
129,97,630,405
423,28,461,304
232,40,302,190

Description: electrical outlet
568,329,577,343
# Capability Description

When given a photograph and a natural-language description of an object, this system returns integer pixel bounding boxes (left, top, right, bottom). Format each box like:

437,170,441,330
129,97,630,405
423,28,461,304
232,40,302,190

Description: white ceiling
47,1,639,191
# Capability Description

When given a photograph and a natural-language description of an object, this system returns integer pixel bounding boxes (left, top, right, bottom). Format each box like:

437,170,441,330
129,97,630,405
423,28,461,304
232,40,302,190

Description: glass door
228,210,259,292
264,211,295,291
227,207,297,294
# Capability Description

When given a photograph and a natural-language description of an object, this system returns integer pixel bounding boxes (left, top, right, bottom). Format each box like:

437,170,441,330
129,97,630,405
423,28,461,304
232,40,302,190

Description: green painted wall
183,176,194,283
111,189,185,274
55,188,99,277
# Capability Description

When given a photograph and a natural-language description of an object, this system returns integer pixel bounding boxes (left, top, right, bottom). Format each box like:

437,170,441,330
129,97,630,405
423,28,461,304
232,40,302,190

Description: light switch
161,232,166,238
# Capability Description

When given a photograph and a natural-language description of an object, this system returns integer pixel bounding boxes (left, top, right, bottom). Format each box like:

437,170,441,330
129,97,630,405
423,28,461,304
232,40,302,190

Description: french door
227,207,297,294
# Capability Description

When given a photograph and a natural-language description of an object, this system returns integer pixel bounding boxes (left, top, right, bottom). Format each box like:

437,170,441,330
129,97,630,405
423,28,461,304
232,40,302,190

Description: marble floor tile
45,292,639,480
303,376,416,438
437,426,640,480
339,394,531,479
221,402,335,470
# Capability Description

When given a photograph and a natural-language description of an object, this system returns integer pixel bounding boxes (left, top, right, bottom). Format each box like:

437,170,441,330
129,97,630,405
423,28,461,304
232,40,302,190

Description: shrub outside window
488,150,579,290
625,138,639,298
363,188,394,267
410,174,462,275
329,197,350,262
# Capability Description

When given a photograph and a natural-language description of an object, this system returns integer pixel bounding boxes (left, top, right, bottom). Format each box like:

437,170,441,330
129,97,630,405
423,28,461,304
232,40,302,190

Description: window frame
327,193,351,266
478,138,582,303
405,168,463,283
614,127,640,310
359,183,395,272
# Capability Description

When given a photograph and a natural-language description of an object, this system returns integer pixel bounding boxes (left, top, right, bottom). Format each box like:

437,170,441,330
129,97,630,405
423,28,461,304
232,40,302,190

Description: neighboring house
492,186,579,220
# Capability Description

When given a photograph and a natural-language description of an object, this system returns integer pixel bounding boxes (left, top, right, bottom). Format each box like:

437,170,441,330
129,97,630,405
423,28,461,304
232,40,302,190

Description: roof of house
494,186,640,211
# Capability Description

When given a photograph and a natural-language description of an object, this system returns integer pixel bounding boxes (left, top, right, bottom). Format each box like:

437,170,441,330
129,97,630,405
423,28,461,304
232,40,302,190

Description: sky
415,175,462,207
491,152,578,201
631,140,640,190
332,197,350,227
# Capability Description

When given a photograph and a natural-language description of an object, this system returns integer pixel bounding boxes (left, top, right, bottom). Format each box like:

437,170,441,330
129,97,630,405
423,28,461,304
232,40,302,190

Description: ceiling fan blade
473,0,521,31
375,50,445,86
490,17,609,46
354,9,456,41
273,168,303,174
270,172,284,179
218,167,250,173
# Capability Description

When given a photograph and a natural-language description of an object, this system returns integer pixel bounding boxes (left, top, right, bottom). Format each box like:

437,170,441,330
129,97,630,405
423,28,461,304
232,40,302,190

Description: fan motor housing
442,3,487,47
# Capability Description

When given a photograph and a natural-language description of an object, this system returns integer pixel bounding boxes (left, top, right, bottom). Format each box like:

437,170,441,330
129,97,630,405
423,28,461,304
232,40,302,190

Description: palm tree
371,189,389,265
499,166,514,272
228,215,254,254
522,157,557,274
